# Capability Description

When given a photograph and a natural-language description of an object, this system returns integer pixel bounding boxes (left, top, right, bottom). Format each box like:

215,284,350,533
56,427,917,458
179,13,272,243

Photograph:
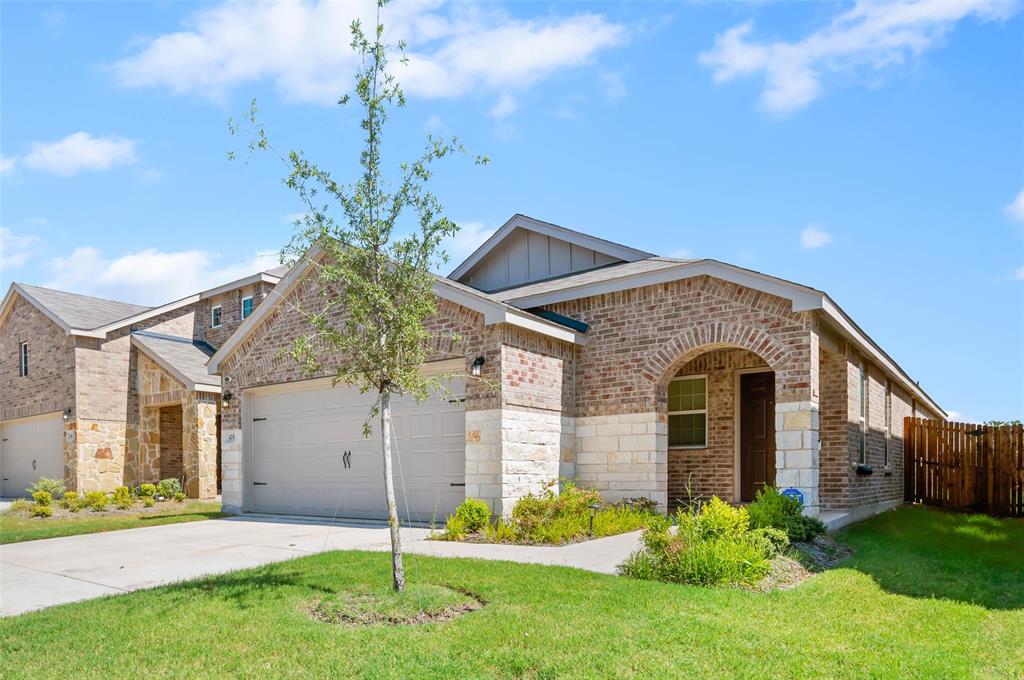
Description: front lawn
2,505,1022,678
0,500,226,544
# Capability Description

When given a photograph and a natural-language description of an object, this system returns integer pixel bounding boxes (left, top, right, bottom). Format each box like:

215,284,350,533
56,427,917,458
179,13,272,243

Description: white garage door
1,413,64,498
248,378,465,521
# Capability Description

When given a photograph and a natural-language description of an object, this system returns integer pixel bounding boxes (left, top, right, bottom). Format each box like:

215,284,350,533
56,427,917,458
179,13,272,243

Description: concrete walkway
0,515,641,617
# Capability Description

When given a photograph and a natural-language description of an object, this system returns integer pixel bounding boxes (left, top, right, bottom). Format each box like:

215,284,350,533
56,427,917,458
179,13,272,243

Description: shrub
85,491,109,512
591,505,653,538
32,491,53,507
618,497,658,514
139,483,157,498
173,492,187,502
9,499,33,512
454,498,490,533
30,504,53,518
510,480,604,544
438,514,467,541
156,478,182,498
619,496,772,587
784,514,828,542
143,496,155,508
751,526,790,557
27,477,65,499
483,517,517,543
747,486,826,542
60,491,84,512
113,486,133,509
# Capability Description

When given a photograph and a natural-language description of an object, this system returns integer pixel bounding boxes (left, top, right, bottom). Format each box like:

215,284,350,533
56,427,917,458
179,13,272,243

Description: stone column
183,393,218,499
774,401,821,516
138,405,161,483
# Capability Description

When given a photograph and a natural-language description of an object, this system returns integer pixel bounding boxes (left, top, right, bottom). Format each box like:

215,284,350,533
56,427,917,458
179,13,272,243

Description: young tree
232,2,485,592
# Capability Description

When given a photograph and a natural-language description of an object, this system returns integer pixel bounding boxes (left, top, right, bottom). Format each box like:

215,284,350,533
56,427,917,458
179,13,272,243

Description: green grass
310,583,480,626
0,500,226,544
2,505,1022,678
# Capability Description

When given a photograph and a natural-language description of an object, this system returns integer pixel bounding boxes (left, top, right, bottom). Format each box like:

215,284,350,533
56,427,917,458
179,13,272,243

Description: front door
740,371,775,502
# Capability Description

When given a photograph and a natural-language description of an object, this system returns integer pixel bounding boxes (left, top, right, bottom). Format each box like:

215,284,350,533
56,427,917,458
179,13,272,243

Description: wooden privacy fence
904,418,1024,517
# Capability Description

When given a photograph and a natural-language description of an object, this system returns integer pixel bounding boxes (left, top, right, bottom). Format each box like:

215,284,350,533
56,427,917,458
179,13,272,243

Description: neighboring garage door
249,378,466,521
1,413,64,498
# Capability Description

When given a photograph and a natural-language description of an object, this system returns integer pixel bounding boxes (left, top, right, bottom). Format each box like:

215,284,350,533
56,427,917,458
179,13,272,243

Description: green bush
156,478,182,498
173,492,187,502
139,483,157,497
32,491,53,507
113,486,134,509
747,486,826,542
751,526,791,557
510,480,604,544
438,514,467,541
30,504,53,518
27,477,65,499
9,499,33,513
483,517,517,543
85,491,109,512
143,496,156,508
454,498,490,533
60,491,84,512
619,497,772,587
591,505,654,538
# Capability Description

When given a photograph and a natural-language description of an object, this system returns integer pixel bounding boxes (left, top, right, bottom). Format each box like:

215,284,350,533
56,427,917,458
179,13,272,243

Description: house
0,266,287,498
206,214,944,524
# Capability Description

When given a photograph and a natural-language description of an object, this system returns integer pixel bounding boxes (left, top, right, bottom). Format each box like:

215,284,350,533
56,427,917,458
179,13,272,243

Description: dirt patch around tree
307,583,484,627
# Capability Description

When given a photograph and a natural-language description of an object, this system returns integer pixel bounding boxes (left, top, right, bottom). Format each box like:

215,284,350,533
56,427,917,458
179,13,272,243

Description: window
668,376,707,447
241,296,254,320
211,305,222,328
884,379,892,468
19,342,29,377
858,362,868,464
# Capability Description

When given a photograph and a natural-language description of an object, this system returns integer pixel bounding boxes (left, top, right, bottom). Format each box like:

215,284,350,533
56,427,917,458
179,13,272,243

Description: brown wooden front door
740,371,776,502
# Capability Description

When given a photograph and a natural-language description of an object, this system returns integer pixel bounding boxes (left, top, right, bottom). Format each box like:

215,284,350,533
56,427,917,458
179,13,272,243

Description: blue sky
1,0,1022,421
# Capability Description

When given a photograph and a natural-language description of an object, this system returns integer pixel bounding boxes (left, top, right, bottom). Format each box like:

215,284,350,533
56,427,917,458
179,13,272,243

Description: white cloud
112,1,625,105
24,132,138,176
1005,188,1024,224
601,71,627,99
45,246,281,304
0,156,15,175
0,227,41,270
489,93,518,119
423,114,445,133
699,0,1018,113
1015,265,1024,281
800,224,833,249
668,247,692,259
440,221,495,271
945,410,974,423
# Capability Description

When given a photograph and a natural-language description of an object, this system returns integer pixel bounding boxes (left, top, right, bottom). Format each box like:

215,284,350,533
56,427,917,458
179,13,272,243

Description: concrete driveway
0,515,641,617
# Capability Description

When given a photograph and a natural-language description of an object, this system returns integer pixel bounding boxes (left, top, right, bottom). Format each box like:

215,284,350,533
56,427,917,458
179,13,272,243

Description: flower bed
433,481,656,545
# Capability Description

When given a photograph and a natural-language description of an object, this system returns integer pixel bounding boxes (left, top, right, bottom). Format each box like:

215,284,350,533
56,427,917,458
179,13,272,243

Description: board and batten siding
461,228,621,292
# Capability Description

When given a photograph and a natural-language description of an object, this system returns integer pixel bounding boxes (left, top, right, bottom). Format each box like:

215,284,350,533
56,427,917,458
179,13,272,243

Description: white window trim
19,341,29,377
668,374,708,449
211,304,223,328
240,295,254,319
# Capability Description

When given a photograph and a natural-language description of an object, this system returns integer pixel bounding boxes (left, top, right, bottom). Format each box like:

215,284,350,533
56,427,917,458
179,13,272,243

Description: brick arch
641,321,792,390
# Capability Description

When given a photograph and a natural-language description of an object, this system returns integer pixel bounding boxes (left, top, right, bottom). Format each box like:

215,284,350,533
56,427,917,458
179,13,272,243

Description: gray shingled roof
488,257,696,303
18,283,152,330
264,264,289,278
131,331,220,389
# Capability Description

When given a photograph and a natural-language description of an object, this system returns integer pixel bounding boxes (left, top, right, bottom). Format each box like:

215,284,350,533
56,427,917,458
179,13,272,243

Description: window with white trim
211,305,222,328
884,379,892,468
668,375,707,447
241,295,254,319
859,361,868,464
19,341,29,377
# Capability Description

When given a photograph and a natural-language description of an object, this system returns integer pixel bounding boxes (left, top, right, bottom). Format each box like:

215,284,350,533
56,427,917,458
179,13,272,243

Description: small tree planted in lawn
231,1,485,592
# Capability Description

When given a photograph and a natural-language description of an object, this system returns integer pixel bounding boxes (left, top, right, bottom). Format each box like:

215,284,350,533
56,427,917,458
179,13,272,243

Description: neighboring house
207,214,944,524
0,266,287,498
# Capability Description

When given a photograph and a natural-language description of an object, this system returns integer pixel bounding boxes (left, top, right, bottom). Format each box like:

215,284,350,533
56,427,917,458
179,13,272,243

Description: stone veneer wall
667,348,770,505
183,393,219,499
68,420,127,493
575,413,666,508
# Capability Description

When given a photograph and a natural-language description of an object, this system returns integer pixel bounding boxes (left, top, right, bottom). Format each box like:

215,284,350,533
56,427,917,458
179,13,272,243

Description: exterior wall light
471,356,485,377
63,407,72,421
222,391,233,407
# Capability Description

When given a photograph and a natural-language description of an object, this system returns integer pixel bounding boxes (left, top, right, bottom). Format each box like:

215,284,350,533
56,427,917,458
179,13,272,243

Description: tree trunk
380,389,405,592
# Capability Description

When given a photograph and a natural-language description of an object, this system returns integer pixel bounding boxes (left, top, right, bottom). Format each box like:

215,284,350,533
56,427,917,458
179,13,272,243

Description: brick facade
0,297,75,422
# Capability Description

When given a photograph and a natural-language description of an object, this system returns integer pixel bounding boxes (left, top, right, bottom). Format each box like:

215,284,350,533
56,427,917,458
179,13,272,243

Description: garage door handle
449,482,466,487
252,482,268,486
